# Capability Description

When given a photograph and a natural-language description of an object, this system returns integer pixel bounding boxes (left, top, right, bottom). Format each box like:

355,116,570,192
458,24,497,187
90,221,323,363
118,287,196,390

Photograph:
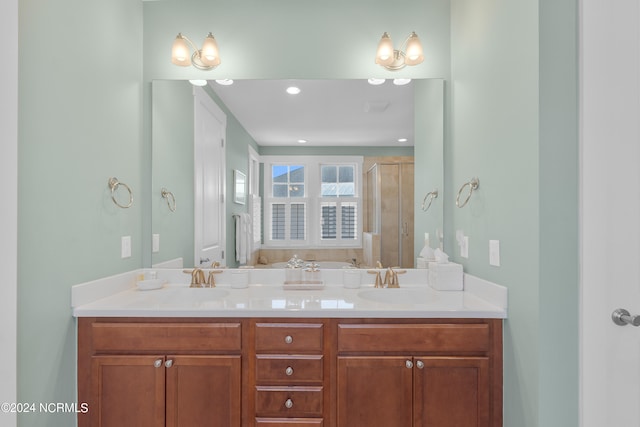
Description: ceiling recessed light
286,86,301,95
297,139,308,144
215,79,234,85
398,138,408,143
188,79,208,86
393,78,412,86
367,78,386,85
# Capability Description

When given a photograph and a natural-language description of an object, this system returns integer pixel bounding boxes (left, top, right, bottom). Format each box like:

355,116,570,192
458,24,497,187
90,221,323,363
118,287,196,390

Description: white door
194,87,226,267
581,0,640,424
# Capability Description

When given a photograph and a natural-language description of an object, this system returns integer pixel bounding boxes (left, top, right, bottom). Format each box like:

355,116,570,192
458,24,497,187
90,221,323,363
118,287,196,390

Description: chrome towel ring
108,177,133,209
421,189,438,212
456,177,479,208
161,188,176,212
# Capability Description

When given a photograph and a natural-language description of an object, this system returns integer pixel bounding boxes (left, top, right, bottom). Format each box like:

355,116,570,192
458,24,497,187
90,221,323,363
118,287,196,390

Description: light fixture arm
177,33,199,55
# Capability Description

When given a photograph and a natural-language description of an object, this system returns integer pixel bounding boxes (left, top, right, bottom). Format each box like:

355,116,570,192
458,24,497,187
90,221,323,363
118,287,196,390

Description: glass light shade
375,32,395,66
171,34,191,66
200,33,221,67
403,32,424,65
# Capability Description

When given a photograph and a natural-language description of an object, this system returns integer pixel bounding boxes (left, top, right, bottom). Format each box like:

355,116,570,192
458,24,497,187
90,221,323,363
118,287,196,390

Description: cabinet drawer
256,323,323,352
255,386,323,418
337,323,490,353
256,355,323,384
255,418,323,426
91,322,241,352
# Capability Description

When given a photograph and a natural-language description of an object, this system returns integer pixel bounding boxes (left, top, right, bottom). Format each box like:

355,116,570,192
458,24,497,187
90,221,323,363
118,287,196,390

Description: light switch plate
461,236,469,258
152,234,160,253
121,236,132,259
489,240,500,266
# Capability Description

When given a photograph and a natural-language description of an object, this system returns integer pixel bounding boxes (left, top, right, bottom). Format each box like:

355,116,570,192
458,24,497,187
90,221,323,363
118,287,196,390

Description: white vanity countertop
71,269,507,319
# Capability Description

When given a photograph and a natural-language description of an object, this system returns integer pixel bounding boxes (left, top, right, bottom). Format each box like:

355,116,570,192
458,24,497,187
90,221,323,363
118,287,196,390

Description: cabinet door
91,355,165,427
337,356,413,427
165,355,241,427
413,357,490,427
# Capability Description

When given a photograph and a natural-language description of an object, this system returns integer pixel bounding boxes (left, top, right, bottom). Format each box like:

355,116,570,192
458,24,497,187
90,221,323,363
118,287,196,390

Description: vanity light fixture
375,31,424,71
171,32,221,70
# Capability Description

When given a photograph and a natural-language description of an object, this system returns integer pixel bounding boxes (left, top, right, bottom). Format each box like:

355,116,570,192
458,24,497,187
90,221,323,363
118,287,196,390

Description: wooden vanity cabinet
78,317,501,427
77,318,242,427
335,320,502,427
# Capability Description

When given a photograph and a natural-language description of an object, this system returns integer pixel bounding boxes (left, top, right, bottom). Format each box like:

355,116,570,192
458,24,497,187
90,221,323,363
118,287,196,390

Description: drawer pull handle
416,360,424,369
285,398,294,409
165,359,173,368
285,366,294,376
154,359,162,368
284,335,293,344
405,360,413,369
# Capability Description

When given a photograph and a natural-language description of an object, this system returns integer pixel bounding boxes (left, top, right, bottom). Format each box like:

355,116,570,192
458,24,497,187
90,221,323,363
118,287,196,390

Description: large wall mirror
151,79,444,269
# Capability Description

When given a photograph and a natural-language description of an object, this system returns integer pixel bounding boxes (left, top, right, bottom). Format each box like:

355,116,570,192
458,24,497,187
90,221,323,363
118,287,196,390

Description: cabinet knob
405,360,413,369
285,366,294,376
416,360,424,369
154,359,163,368
284,335,293,344
165,359,173,368
285,398,294,409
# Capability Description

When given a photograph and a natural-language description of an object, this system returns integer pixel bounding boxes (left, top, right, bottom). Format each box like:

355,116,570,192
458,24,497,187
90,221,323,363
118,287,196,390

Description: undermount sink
357,288,436,305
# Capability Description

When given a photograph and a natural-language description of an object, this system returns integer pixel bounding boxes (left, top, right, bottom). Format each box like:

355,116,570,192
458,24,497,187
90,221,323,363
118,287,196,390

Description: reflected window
263,156,362,248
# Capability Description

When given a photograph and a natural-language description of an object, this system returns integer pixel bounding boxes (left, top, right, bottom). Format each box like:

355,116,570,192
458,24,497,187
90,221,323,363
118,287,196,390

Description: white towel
235,213,252,264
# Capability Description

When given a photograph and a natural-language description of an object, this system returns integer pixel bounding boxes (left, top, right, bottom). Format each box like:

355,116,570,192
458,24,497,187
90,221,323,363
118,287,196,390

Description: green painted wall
413,79,444,259
450,0,541,424
142,0,451,81
152,80,195,267
449,0,578,426
17,0,143,426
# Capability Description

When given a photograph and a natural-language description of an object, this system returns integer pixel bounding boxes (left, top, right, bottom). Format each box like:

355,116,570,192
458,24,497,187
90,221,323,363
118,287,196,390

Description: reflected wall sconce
171,32,221,70
375,31,424,71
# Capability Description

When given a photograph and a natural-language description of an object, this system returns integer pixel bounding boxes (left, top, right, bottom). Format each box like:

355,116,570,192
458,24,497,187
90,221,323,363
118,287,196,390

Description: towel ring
161,188,176,212
108,177,133,209
421,189,438,212
456,177,479,208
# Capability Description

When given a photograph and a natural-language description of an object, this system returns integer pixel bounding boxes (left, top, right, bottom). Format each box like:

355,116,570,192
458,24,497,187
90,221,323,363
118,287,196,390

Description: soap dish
283,281,325,290
137,279,165,291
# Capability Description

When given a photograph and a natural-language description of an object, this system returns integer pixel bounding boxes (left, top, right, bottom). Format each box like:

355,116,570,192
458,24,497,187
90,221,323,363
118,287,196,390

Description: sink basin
357,288,436,305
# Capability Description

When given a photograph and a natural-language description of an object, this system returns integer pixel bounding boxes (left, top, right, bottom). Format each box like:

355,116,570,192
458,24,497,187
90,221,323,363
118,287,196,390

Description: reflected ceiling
209,79,414,147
